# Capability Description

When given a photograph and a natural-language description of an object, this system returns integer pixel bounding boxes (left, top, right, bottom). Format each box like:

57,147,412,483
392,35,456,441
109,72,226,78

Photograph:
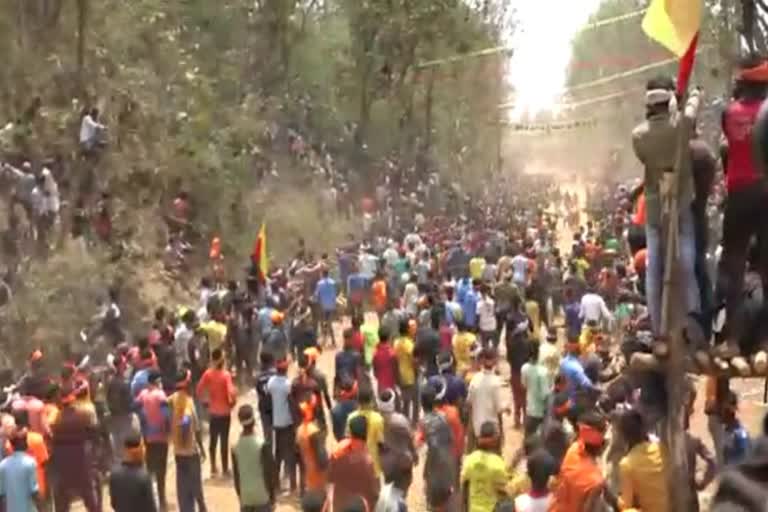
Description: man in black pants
717,55,768,360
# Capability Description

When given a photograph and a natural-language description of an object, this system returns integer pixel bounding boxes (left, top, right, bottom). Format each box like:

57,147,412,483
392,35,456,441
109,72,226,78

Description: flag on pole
642,0,701,56
252,223,268,280
642,0,702,93
675,32,698,95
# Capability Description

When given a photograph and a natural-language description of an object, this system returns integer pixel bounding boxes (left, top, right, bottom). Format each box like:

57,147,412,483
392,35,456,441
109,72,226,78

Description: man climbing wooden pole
639,1,703,510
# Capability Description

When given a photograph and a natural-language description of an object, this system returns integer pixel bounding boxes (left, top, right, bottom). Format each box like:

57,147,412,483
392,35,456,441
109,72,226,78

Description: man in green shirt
232,405,277,512
360,320,379,368
521,342,551,437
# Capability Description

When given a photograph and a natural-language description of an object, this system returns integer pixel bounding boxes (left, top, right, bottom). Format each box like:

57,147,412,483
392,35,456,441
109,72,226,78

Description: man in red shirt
136,371,170,509
372,328,398,394
718,55,768,359
196,349,236,476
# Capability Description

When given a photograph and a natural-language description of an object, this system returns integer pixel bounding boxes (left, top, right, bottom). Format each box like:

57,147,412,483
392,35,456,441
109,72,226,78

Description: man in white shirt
511,253,530,290
579,288,613,328
382,241,399,271
358,249,379,279
80,108,106,151
467,347,507,442
476,287,497,348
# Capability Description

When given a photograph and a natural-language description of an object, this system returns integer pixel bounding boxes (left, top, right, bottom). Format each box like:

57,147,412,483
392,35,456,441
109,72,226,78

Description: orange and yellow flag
641,0,702,57
251,223,269,280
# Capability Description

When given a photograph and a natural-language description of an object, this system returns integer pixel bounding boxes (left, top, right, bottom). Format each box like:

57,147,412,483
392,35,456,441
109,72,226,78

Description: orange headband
739,61,768,82
303,347,319,366
578,424,605,447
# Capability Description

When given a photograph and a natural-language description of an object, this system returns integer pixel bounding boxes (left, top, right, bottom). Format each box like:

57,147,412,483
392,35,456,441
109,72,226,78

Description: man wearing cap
632,76,702,337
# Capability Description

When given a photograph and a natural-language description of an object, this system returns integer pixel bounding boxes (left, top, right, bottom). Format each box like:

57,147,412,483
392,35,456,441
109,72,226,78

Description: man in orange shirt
295,396,328,494
434,378,465,468
371,271,388,320
549,412,615,512
196,348,236,476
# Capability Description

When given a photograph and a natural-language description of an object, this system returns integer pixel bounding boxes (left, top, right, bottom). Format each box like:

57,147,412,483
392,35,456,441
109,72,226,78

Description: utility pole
659,92,697,511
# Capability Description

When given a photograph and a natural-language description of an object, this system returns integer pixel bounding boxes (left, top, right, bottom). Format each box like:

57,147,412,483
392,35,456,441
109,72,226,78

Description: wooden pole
659,91,697,511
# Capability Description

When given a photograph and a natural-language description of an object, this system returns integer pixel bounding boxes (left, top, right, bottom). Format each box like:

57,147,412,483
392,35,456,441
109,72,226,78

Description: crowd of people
4,56,768,512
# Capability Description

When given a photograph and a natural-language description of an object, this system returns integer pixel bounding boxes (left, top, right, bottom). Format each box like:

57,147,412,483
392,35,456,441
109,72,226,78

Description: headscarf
739,60,768,82
378,390,396,414
303,347,320,367
578,423,605,448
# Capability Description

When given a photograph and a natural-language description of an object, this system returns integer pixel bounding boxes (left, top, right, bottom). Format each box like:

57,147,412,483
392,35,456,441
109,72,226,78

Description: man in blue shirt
257,303,275,340
0,430,40,512
315,270,338,347
460,279,480,330
347,269,368,320
722,391,751,465
559,342,596,405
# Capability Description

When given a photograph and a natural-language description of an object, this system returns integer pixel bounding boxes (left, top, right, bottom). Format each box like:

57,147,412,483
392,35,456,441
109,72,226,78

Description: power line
498,46,711,110
416,8,647,69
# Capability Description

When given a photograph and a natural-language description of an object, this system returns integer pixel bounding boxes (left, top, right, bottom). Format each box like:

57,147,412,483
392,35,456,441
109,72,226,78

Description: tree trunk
16,0,26,49
423,68,435,156
76,0,89,93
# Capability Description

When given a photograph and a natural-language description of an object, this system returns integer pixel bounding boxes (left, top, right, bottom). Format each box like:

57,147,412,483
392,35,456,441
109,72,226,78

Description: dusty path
91,180,768,511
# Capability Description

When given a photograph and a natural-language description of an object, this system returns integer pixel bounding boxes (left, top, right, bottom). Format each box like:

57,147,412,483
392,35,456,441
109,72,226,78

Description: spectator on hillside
80,108,106,154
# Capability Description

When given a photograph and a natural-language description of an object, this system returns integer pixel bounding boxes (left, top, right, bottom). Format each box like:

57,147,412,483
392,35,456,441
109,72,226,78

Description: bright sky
508,0,604,119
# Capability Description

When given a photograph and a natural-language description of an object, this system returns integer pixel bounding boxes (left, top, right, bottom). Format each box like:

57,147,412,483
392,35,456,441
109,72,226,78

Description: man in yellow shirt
617,409,669,512
347,384,385,477
452,321,477,378
168,369,207,512
393,320,417,425
200,314,228,355
469,255,486,281
460,421,508,512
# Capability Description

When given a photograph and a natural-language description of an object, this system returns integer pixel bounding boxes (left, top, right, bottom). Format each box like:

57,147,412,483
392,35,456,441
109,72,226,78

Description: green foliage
0,0,507,358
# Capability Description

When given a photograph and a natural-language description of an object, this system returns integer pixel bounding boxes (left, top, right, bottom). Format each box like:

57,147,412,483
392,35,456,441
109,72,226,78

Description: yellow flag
641,0,702,56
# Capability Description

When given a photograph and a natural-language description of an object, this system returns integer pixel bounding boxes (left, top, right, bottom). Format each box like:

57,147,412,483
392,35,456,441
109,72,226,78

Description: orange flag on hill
252,223,268,280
